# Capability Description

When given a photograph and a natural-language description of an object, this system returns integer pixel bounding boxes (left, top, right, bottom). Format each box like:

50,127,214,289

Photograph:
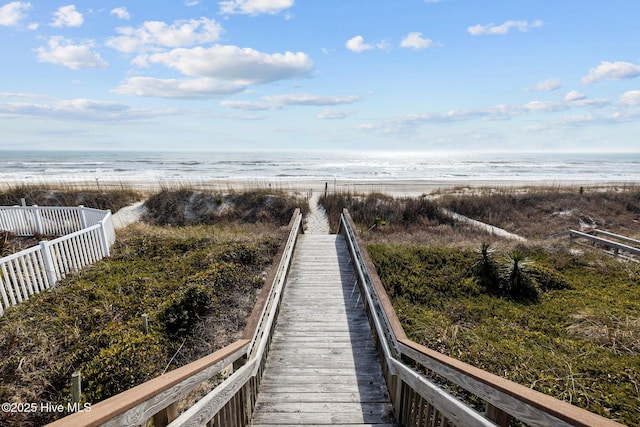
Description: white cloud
0,91,46,99
467,20,543,36
145,45,312,82
525,78,561,92
219,0,294,15
221,93,359,110
580,61,640,85
345,35,396,52
619,90,640,107
346,35,373,52
51,5,83,28
317,109,352,120
107,18,223,53
424,0,441,3
400,32,433,50
0,1,31,26
523,100,569,113
263,93,359,106
110,7,130,20
35,36,108,70
361,94,610,134
113,77,250,99
565,90,586,102
220,100,279,110
0,98,144,122
114,43,313,99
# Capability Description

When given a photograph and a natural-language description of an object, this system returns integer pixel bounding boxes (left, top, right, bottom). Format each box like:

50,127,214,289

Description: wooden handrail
399,340,623,427
338,209,407,342
242,208,302,340
47,340,250,427
589,229,640,246
339,209,625,427
569,229,640,256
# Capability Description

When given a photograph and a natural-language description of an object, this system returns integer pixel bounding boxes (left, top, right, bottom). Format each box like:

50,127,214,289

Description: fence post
33,205,44,235
98,221,110,257
142,313,149,334
72,371,82,404
79,205,87,228
485,403,512,427
39,241,57,288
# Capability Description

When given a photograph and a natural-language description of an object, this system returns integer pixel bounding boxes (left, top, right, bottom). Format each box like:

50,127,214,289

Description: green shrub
369,243,640,425
81,326,166,403
159,283,215,337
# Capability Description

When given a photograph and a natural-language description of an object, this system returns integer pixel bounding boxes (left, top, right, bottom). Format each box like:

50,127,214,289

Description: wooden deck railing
47,208,303,427
568,229,640,258
0,206,115,315
338,209,625,427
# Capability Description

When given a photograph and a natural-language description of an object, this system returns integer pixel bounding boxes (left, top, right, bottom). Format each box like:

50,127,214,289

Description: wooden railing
568,229,640,258
0,206,115,316
338,209,625,427
47,208,303,427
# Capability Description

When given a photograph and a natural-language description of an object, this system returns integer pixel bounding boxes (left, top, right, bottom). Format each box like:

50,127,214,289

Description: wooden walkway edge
251,234,397,426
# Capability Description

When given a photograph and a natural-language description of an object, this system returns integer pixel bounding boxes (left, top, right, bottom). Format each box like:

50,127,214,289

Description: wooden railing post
71,371,82,404
39,240,57,288
485,402,512,427
152,402,178,427
98,221,110,257
78,205,87,228
33,205,44,235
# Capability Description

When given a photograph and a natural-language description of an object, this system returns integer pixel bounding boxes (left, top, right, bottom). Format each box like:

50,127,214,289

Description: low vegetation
438,185,640,239
0,188,302,426
144,188,308,226
320,189,639,425
319,191,497,248
0,183,141,213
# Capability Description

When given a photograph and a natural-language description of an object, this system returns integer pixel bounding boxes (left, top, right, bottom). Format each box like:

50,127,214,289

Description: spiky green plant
500,248,538,301
473,242,499,291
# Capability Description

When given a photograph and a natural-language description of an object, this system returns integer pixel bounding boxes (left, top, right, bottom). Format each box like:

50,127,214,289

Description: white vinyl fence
0,206,115,316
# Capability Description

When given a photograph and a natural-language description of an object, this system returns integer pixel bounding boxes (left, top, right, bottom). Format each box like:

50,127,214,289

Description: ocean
1,151,639,185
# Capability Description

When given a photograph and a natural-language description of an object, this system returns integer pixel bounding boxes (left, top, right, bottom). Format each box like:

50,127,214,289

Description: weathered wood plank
251,234,394,426
257,391,391,403
252,424,398,427
258,383,390,396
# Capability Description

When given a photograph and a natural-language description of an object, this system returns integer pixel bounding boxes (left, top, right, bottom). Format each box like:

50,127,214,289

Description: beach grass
0,183,141,213
436,184,640,239
0,187,303,426
319,188,639,425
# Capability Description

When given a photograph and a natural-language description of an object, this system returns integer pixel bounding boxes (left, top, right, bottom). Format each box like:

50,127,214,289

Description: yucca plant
473,242,499,291
500,248,538,301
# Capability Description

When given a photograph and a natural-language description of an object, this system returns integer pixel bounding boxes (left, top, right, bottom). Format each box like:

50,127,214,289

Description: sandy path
303,192,330,235
443,209,527,242
111,201,146,230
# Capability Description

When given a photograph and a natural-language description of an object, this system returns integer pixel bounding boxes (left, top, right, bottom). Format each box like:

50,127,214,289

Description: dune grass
437,184,640,239
320,188,639,425
0,183,141,213
0,187,304,427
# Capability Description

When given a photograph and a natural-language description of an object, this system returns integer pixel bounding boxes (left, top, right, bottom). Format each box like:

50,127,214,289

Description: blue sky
0,1,639,152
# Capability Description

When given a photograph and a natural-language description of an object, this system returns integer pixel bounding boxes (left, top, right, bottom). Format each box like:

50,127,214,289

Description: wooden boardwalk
251,234,397,426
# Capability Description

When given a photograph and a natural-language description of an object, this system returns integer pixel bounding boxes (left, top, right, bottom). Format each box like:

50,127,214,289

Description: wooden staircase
251,234,396,426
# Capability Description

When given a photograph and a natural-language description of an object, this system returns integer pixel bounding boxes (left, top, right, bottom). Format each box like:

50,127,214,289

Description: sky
0,0,639,152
